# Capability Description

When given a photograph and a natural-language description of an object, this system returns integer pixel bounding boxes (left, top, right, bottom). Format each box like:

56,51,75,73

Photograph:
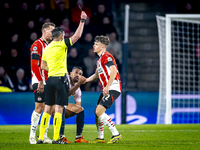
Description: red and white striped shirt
96,51,121,93
30,38,48,85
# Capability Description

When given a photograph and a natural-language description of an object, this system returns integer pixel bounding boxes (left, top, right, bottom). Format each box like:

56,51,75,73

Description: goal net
156,14,200,124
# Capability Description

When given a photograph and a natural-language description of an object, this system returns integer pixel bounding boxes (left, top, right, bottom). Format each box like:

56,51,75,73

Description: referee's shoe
52,139,68,144
36,139,43,144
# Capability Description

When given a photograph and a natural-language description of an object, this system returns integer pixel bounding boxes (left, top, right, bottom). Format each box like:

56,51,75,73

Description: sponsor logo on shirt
97,67,103,74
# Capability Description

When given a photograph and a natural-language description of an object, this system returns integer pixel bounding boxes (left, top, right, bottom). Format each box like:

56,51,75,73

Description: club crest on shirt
37,96,42,101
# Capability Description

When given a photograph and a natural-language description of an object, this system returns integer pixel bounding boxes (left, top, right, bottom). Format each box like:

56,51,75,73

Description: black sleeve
31,54,39,60
106,61,114,67
64,38,71,47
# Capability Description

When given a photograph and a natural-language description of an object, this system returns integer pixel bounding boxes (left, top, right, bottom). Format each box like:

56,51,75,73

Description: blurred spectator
17,2,33,29
82,17,95,36
83,48,98,91
43,17,52,23
10,33,23,56
23,32,38,67
67,47,86,75
102,16,116,35
21,20,39,42
83,48,98,77
93,16,117,37
0,77,12,92
60,18,71,38
0,49,5,66
35,2,51,26
0,66,14,91
1,2,13,22
6,48,25,75
53,1,71,25
12,68,29,92
176,1,200,14
79,32,94,58
107,32,122,64
71,0,91,26
91,3,113,27
107,47,121,72
50,0,70,10
4,16,20,39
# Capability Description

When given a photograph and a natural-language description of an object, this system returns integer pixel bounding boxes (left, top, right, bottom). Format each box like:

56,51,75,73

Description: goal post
156,14,200,124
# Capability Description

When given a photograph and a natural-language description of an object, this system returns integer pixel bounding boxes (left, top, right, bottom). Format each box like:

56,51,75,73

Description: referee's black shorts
97,90,121,109
45,75,69,106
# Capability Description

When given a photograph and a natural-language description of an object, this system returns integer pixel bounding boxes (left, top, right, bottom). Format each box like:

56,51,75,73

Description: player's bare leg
91,104,121,144
59,104,89,143
90,105,106,143
65,104,83,117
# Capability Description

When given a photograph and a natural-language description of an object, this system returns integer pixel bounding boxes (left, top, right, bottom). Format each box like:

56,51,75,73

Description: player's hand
37,81,44,93
103,86,109,96
79,76,86,84
81,11,87,20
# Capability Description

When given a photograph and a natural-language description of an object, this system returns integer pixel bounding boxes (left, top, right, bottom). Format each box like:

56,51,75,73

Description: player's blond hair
41,22,55,31
95,35,110,46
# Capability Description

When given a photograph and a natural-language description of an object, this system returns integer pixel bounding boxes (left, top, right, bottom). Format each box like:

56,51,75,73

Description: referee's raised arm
70,11,87,44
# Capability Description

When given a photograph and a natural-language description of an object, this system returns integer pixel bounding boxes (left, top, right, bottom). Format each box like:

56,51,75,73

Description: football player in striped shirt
85,35,122,144
29,22,55,144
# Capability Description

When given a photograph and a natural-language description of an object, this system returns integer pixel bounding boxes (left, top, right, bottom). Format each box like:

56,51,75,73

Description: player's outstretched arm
85,69,98,83
69,76,86,97
71,11,87,44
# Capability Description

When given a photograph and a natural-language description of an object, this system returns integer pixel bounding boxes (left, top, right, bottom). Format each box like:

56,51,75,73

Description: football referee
37,11,87,144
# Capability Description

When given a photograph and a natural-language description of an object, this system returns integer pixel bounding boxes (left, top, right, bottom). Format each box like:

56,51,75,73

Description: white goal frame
159,14,200,124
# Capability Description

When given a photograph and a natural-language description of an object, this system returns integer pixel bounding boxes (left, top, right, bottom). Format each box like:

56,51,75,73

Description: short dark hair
41,22,55,31
52,27,64,38
72,66,83,72
95,35,109,46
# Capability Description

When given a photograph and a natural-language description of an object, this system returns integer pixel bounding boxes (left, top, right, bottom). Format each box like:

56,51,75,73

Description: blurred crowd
0,0,122,92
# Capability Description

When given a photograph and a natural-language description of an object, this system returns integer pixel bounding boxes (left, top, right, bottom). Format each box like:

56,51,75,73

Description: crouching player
52,67,89,143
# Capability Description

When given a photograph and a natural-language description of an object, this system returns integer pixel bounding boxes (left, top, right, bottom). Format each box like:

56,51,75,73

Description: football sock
60,107,66,136
99,113,119,136
96,115,104,139
44,116,51,138
30,110,41,137
38,112,50,140
76,110,84,139
53,112,62,141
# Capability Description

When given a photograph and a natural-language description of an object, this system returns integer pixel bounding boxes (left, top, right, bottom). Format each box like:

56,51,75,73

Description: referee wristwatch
81,19,86,23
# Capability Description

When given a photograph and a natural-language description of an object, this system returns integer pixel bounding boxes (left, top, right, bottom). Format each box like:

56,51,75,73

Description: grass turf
0,124,200,150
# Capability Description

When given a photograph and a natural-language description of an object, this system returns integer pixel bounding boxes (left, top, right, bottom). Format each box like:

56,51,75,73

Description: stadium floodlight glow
156,14,200,124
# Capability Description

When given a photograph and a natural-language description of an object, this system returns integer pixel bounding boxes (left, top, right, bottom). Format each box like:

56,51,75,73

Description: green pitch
0,124,200,150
